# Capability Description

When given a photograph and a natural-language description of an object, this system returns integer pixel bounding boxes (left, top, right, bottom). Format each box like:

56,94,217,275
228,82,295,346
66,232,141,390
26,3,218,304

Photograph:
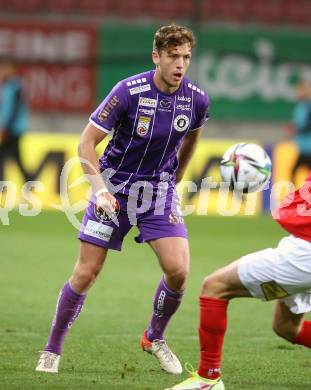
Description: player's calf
272,300,305,343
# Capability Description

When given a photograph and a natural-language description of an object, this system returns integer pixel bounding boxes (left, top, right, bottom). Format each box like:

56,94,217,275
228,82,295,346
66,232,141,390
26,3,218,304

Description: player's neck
153,71,180,95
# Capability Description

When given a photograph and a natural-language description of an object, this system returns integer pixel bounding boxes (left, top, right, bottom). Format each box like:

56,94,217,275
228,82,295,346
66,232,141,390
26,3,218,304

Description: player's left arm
176,128,202,184
175,90,209,183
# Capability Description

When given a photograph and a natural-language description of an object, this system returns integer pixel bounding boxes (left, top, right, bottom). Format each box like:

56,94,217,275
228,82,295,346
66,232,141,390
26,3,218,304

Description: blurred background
1,0,311,215
3,4,311,389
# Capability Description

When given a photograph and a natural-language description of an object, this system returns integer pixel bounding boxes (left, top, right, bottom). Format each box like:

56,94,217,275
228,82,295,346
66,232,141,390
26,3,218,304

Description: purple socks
44,282,86,355
44,279,182,353
147,278,184,341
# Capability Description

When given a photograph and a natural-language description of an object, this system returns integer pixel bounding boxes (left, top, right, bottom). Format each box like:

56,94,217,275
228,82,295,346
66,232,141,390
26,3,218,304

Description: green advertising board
97,24,154,101
98,24,311,121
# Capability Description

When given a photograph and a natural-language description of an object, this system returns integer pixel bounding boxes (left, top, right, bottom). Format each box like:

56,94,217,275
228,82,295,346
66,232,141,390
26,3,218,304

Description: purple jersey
89,70,209,194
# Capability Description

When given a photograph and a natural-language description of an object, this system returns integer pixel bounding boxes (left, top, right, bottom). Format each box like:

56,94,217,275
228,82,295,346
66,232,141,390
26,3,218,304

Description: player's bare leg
141,237,189,374
272,300,311,349
70,241,109,293
151,236,189,291
201,260,251,300
36,242,108,373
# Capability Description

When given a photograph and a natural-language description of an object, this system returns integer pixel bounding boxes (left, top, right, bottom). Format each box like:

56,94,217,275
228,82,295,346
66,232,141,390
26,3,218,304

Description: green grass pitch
1,212,311,389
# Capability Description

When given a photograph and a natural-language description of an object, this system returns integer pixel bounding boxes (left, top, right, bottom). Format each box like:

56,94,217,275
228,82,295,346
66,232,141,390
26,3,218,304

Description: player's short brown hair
153,24,196,53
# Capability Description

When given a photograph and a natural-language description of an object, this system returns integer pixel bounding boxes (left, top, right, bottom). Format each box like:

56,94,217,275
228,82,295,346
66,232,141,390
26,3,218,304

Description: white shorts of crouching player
238,235,311,314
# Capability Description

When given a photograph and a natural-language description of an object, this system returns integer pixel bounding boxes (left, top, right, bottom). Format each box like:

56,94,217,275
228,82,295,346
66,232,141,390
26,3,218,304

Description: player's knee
177,268,189,285
202,274,220,297
72,260,102,291
165,266,189,291
201,274,229,299
72,268,96,290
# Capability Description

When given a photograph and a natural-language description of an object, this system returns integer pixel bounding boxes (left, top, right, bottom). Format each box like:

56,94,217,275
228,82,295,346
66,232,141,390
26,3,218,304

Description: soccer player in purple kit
36,24,209,375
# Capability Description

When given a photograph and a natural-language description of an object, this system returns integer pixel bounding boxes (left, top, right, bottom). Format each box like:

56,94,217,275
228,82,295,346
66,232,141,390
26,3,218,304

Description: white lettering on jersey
129,84,151,95
139,97,157,108
177,96,191,103
139,108,155,115
176,104,191,111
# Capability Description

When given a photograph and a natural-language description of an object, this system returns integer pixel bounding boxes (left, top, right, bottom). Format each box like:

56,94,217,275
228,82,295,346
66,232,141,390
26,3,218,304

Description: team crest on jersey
136,115,151,136
173,114,190,132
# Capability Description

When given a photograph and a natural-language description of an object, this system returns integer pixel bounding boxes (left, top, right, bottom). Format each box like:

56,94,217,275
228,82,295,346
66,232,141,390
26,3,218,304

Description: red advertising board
0,22,97,112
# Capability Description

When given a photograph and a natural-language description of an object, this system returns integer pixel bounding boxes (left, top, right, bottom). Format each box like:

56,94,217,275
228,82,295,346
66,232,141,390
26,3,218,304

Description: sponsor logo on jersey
176,104,191,111
158,98,172,112
94,201,120,223
160,98,171,108
136,115,151,136
260,281,290,301
139,108,155,116
139,97,157,108
173,114,190,132
129,84,151,95
177,96,191,103
98,95,119,122
84,220,114,241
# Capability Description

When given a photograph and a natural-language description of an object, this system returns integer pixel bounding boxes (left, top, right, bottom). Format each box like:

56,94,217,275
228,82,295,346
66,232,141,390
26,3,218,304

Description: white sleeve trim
89,118,112,134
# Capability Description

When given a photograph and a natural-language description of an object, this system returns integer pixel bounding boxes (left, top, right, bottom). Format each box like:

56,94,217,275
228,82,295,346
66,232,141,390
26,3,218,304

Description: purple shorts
78,186,188,251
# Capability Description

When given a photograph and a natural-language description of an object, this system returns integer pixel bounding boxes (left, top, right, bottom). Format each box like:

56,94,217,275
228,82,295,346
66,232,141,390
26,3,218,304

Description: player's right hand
95,191,118,216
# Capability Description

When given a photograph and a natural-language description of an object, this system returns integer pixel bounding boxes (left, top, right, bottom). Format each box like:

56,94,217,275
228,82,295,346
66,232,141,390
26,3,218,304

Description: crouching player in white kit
166,173,311,390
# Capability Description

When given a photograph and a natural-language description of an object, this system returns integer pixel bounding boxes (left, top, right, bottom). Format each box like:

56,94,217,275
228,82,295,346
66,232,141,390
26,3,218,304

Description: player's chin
170,78,183,87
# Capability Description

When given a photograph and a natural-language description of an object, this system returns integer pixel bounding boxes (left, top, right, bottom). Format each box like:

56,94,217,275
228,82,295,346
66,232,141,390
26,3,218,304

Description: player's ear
152,50,160,66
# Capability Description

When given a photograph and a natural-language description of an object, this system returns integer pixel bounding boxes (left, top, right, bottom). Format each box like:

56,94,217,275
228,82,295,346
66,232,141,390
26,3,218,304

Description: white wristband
95,188,109,197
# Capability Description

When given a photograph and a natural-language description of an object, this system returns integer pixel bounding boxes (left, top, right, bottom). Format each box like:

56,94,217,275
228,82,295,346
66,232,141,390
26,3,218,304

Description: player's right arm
78,122,117,214
81,80,128,213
